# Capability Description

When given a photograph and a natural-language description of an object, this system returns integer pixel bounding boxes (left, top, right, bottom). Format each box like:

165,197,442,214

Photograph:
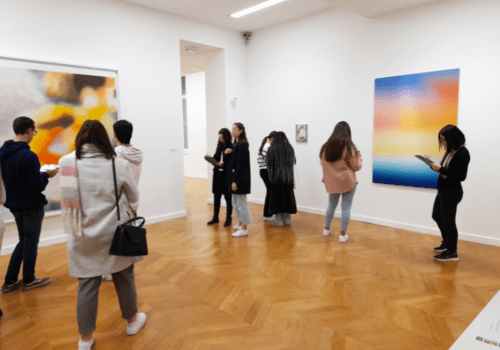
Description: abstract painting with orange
373,69,459,189
0,63,118,214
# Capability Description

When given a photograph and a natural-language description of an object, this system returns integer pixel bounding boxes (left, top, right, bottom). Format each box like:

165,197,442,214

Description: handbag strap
120,216,146,228
112,158,121,221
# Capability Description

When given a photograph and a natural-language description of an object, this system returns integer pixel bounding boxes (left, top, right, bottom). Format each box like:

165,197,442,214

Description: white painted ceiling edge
120,0,447,32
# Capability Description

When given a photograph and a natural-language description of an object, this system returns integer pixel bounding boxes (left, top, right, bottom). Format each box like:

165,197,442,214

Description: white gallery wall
246,0,500,245
0,0,248,254
183,72,208,179
2,0,500,253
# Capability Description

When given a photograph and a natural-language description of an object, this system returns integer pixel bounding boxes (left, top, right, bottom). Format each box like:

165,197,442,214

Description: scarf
59,151,82,239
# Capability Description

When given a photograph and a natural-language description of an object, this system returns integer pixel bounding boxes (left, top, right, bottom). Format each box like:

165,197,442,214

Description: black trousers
432,189,463,254
260,169,272,217
213,189,232,220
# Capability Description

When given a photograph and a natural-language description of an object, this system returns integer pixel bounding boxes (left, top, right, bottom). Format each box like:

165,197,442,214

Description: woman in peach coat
320,122,362,243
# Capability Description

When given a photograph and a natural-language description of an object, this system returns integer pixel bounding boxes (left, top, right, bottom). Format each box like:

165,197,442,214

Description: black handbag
109,158,148,256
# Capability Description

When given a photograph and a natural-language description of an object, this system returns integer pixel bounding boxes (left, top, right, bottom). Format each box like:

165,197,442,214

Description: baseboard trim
247,197,500,248
1,234,69,256
145,211,188,224
0,211,188,256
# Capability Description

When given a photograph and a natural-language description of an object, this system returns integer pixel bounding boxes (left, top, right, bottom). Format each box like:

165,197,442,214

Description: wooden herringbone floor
0,177,498,349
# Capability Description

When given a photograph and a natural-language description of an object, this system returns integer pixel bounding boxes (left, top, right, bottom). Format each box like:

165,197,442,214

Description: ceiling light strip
230,0,287,18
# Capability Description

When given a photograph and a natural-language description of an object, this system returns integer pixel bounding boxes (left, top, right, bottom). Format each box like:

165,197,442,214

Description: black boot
223,216,232,227
207,217,219,225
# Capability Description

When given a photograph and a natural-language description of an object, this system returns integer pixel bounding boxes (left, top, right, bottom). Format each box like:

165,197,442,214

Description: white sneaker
102,274,113,281
78,338,95,350
232,229,248,237
263,216,274,221
127,313,147,336
233,224,242,230
323,229,331,237
339,234,349,243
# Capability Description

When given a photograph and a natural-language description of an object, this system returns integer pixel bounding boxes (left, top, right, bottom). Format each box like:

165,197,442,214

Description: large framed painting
373,69,460,189
0,56,119,219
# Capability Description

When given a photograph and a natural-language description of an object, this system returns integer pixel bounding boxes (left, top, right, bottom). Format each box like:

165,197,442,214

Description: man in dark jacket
0,116,58,293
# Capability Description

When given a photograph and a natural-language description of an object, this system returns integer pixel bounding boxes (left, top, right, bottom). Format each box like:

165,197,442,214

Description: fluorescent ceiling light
230,0,287,18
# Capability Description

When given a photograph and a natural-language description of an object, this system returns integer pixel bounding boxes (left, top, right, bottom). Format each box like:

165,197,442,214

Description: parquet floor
0,177,498,349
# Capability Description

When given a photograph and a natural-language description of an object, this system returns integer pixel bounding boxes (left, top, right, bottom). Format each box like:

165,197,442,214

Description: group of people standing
207,124,298,237
0,116,146,350
0,116,470,349
207,121,470,262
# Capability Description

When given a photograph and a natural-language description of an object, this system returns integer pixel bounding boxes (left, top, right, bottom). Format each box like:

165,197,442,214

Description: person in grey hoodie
102,120,143,282
113,120,143,212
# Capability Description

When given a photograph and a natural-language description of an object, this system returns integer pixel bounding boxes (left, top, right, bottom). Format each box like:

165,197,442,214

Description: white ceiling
120,0,447,31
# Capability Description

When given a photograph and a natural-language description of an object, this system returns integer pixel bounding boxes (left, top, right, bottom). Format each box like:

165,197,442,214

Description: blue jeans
5,208,45,284
325,185,357,232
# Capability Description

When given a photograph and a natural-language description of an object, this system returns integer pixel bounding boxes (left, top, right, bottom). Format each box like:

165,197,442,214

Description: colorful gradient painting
0,58,118,218
373,69,460,189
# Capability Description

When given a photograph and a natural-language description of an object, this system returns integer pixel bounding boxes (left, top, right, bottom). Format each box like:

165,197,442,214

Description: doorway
180,40,226,214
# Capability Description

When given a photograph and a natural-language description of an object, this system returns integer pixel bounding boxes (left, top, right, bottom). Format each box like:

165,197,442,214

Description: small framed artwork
296,124,308,143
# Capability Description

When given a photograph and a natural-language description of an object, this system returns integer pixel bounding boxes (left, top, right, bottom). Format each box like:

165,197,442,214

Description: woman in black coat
430,125,470,262
266,131,297,227
207,128,233,226
227,123,252,237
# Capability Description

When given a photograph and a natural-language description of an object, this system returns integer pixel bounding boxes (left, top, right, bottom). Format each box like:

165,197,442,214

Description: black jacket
0,140,49,212
212,145,232,194
437,147,470,191
228,141,251,194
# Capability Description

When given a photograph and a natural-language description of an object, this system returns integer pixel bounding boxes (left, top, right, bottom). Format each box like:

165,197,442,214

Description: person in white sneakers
59,120,146,350
113,119,142,209
102,120,143,282
227,123,252,237
320,121,362,243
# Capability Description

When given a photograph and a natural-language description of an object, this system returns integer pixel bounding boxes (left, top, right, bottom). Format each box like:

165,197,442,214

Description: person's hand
225,149,233,154
217,162,224,167
232,182,237,191
46,169,59,178
430,163,441,172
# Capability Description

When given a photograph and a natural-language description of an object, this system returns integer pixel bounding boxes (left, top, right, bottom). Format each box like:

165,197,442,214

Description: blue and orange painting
373,69,460,189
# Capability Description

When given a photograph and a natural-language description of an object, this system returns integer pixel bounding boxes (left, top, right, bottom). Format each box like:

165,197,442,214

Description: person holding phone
207,128,233,227
0,117,58,294
430,125,470,262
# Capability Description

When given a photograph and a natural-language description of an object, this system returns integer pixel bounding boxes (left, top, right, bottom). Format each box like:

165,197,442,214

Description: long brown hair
233,123,249,145
259,131,276,155
320,121,357,163
75,120,116,160
216,128,233,154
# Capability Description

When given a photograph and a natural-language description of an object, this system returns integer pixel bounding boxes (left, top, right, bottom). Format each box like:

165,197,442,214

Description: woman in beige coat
59,120,146,350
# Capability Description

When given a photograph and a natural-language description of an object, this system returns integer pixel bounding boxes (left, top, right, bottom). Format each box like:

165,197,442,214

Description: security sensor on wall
241,32,252,45
231,98,238,104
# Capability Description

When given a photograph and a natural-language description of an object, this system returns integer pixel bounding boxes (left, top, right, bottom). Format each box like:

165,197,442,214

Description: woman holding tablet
430,125,470,262
207,128,233,227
